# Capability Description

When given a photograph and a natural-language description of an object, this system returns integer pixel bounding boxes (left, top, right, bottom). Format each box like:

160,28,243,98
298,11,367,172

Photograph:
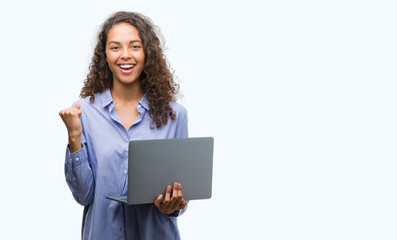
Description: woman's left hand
154,182,187,215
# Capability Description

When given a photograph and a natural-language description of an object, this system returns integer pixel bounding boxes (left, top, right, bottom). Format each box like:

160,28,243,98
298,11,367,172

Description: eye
131,45,141,49
110,46,120,50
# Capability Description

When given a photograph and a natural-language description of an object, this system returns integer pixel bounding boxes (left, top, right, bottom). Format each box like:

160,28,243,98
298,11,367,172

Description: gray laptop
107,137,214,204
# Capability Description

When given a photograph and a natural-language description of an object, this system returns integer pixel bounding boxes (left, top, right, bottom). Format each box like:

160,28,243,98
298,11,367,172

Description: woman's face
106,23,145,87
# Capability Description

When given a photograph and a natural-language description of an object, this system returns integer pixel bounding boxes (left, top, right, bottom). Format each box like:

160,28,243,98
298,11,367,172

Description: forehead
106,23,141,42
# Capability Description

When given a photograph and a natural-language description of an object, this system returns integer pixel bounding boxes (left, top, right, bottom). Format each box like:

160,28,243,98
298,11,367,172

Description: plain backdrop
0,0,396,239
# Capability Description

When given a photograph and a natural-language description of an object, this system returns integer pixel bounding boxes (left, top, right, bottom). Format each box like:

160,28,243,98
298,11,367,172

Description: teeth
120,64,134,69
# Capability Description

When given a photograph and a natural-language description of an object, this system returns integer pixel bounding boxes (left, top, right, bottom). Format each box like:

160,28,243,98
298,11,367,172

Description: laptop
107,137,214,204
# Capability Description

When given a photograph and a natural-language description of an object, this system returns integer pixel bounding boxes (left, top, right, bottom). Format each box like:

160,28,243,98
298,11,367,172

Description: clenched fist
59,103,83,153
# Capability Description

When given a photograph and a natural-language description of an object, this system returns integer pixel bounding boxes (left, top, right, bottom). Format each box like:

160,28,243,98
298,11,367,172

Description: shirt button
73,177,76,181
75,158,79,161
124,170,127,174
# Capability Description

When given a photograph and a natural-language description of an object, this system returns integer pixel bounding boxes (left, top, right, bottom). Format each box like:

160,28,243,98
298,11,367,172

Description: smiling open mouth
118,64,135,73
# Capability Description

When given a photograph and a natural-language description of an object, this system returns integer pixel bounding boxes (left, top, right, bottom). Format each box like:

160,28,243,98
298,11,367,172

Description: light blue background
0,0,396,239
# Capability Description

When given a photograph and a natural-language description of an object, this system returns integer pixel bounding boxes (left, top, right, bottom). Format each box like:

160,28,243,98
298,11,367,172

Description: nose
121,47,131,60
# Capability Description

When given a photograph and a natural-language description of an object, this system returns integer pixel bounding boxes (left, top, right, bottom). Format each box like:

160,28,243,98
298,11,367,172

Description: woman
59,11,188,240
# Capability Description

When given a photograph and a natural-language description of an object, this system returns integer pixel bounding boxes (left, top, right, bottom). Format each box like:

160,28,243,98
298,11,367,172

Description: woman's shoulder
72,96,94,110
169,101,187,116
72,90,109,109
169,101,188,125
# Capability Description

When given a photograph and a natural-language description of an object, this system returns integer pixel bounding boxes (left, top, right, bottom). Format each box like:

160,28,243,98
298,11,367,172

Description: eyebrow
107,40,142,45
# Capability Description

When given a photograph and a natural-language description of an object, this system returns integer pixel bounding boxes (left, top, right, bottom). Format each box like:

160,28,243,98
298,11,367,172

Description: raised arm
60,103,94,206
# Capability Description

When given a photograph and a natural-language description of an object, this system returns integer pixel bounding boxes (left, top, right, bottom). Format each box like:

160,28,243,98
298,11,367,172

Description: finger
76,109,82,118
170,182,181,209
172,182,178,199
59,112,80,123
178,199,187,210
165,185,172,201
177,183,183,199
59,108,81,117
154,194,163,208
74,104,82,117
67,109,82,118
174,183,185,210
162,185,172,208
59,109,69,117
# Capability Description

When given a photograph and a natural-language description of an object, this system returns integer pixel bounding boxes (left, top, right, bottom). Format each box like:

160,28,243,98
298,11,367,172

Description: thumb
75,103,81,110
154,194,163,208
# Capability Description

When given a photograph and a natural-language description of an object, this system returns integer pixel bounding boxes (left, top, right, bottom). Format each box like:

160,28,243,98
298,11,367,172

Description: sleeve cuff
65,145,88,168
167,210,180,217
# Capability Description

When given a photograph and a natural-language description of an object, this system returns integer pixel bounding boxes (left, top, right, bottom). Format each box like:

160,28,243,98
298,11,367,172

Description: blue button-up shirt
64,89,188,240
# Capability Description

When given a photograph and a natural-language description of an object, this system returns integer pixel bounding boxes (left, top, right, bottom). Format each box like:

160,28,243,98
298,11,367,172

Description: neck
110,80,143,105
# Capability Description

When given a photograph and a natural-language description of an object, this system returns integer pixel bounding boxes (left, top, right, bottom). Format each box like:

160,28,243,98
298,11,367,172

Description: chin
118,79,140,86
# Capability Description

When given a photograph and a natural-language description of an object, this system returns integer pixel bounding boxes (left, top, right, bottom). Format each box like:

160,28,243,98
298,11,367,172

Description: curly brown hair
80,11,179,129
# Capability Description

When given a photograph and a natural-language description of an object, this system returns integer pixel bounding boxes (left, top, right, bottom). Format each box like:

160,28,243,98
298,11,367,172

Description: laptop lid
118,137,214,205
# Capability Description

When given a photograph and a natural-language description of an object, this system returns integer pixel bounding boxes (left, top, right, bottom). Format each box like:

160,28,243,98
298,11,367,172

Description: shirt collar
139,94,149,110
101,88,113,108
100,88,149,110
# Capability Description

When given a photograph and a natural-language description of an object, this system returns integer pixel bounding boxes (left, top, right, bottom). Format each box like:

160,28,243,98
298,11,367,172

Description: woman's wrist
68,135,82,153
